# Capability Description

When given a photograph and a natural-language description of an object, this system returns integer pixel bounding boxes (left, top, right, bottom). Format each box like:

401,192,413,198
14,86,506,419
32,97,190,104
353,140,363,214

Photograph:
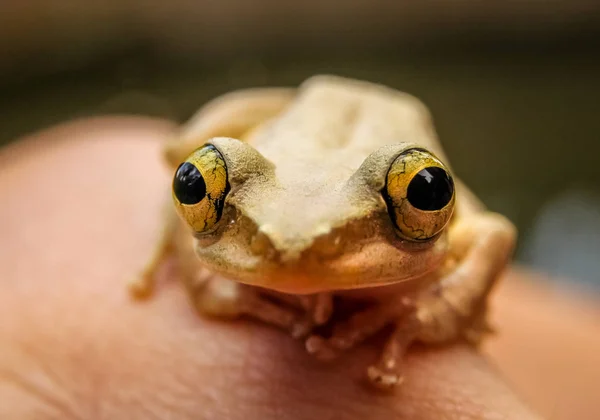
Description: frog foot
305,335,339,361
305,301,419,389
367,364,404,390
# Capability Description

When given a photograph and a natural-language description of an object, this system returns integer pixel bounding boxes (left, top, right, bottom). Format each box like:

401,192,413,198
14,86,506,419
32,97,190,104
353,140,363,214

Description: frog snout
249,228,344,263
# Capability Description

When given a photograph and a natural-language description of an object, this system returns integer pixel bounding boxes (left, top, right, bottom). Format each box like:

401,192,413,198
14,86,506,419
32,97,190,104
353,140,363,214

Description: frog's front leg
186,274,300,330
305,297,415,360
289,293,334,338
306,212,516,388
184,274,332,335
366,312,420,388
256,290,333,328
247,291,333,338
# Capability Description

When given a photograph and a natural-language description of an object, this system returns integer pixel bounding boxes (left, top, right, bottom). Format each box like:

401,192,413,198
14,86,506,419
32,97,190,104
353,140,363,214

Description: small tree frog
130,76,516,389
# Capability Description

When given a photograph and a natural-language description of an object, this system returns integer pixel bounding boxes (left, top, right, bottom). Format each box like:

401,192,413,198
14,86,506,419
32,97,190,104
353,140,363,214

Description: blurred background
1,0,599,290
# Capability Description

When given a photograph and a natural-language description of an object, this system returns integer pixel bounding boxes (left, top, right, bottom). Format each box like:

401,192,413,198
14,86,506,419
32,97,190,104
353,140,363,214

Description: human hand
1,117,598,419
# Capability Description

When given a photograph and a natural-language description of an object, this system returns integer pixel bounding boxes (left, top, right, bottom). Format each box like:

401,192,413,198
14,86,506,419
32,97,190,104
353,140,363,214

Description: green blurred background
1,0,599,288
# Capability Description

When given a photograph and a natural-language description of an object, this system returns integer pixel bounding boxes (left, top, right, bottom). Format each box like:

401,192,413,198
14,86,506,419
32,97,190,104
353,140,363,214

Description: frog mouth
197,241,446,295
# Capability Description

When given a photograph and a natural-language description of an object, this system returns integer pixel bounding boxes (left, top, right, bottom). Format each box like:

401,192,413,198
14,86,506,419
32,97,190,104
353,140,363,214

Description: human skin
0,117,599,419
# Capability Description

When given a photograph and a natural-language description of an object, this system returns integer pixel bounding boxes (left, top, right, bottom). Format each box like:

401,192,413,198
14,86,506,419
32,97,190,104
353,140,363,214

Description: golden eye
172,144,230,234
383,148,455,241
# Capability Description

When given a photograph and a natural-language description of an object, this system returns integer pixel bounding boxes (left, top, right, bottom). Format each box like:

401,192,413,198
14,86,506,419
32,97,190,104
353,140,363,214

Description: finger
0,118,545,419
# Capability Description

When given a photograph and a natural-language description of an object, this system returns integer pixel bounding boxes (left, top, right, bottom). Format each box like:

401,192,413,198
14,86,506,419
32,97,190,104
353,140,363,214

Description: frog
129,75,516,389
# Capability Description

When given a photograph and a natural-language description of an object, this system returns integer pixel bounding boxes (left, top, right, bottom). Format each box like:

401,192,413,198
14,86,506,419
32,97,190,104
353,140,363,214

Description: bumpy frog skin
130,76,516,389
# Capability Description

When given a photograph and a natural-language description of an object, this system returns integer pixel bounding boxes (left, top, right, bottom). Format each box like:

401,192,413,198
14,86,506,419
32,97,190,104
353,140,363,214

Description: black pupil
407,167,453,211
173,162,207,205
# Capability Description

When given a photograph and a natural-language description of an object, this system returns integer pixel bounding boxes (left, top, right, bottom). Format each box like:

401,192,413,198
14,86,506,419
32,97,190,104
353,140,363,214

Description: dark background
1,0,599,288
